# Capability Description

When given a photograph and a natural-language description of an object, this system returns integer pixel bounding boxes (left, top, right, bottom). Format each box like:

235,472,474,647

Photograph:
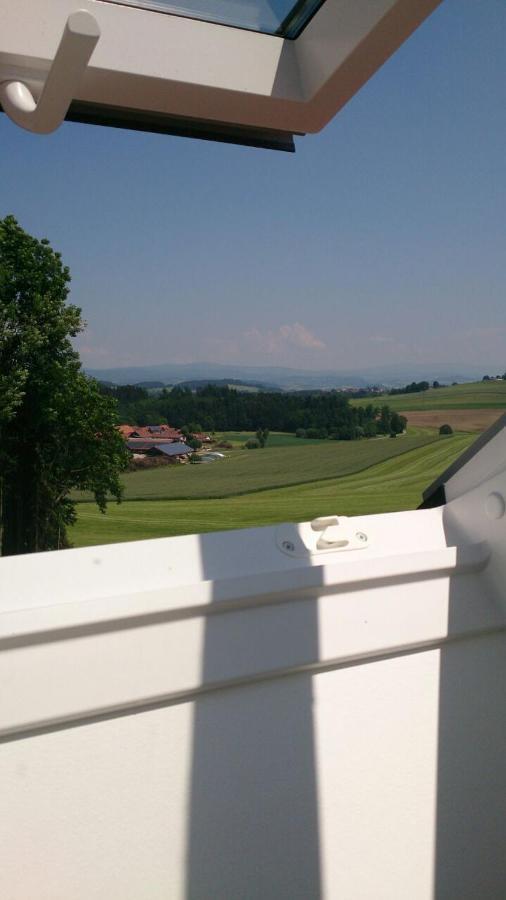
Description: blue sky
1,0,505,373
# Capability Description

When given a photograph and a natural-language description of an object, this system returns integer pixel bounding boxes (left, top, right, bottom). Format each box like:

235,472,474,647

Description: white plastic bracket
0,10,100,135
277,515,369,558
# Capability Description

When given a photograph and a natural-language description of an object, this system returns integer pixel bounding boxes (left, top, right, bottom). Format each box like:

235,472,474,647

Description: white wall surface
1,453,506,898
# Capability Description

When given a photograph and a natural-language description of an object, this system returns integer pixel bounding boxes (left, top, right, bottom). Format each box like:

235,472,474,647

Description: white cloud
243,322,326,354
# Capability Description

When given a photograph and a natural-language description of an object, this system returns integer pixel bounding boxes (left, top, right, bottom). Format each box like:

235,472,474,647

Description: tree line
388,380,430,395
100,383,407,440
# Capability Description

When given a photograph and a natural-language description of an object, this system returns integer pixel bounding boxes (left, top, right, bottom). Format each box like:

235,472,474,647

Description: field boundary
75,432,447,505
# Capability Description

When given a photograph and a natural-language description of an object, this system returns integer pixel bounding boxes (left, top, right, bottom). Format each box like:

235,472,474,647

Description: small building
146,442,193,462
119,424,183,441
126,440,156,453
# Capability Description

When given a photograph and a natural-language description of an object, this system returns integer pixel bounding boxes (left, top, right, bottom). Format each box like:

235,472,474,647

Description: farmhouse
146,442,193,461
118,424,211,443
125,439,193,462
193,432,212,443
118,424,183,441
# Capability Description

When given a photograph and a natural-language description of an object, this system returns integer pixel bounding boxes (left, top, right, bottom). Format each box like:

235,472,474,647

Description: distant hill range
86,361,498,391
176,378,281,393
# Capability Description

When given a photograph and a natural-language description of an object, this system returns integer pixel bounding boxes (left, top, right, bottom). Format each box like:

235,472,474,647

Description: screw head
356,532,367,543
282,540,295,552
485,492,505,520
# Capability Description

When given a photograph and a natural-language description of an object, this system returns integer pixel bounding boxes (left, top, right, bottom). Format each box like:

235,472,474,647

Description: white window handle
0,10,100,135
277,516,369,557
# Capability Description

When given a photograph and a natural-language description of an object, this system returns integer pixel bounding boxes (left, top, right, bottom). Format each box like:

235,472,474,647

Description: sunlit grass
75,427,439,502
70,432,475,547
351,380,506,411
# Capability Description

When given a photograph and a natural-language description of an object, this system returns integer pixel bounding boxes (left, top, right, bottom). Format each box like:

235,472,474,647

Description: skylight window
104,0,325,38
2,0,443,147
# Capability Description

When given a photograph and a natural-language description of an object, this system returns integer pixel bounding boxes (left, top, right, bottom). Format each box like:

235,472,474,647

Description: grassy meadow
216,431,326,447
71,431,475,547
76,428,439,503
67,380,500,548
352,379,506,411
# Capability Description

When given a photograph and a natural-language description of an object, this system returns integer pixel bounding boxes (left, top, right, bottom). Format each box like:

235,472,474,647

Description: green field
76,429,439,502
352,380,506,411
71,432,475,547
67,381,504,550
217,431,325,447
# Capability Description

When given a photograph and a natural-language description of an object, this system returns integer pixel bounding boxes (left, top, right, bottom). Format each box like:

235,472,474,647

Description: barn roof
126,440,153,451
153,442,193,457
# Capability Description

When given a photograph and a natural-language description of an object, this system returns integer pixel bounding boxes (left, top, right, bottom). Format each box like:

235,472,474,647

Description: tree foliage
389,380,430,396
104,382,406,439
0,216,128,555
256,428,269,448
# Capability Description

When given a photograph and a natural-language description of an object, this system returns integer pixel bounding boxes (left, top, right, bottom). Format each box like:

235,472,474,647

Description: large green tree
0,216,128,555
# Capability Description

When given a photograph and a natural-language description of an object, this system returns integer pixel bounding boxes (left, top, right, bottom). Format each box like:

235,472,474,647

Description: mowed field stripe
75,429,439,503
71,433,475,547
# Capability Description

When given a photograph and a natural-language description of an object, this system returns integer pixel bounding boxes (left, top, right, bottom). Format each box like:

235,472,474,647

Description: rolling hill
352,380,506,411
71,433,475,547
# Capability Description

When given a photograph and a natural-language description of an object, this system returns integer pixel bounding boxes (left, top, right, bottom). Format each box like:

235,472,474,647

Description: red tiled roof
118,424,183,441
118,424,136,438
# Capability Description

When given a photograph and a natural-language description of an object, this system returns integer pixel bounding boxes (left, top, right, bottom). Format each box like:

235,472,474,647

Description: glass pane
104,0,325,37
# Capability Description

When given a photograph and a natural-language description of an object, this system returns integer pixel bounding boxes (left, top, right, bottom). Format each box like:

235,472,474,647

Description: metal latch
277,516,369,557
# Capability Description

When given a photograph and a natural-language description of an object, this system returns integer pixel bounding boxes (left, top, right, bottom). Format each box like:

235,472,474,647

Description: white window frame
0,0,441,146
